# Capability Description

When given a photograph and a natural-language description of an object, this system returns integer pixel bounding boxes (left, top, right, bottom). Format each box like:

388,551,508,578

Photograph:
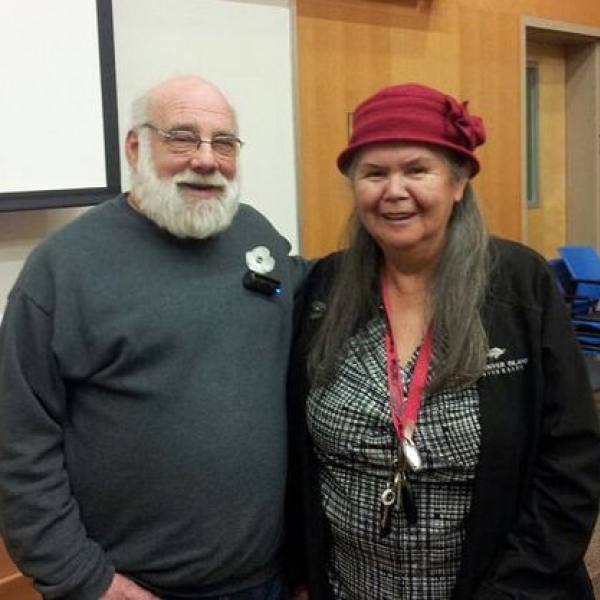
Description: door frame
521,17,600,249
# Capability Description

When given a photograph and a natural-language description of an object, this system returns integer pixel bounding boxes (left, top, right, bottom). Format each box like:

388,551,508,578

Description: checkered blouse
307,317,481,600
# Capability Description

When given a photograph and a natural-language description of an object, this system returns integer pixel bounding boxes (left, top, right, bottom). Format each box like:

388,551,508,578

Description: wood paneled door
523,21,600,256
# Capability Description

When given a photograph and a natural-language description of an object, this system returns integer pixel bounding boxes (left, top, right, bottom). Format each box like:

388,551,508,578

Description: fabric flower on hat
245,246,275,274
444,97,486,151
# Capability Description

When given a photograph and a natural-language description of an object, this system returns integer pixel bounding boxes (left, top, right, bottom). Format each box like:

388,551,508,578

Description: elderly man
0,76,307,600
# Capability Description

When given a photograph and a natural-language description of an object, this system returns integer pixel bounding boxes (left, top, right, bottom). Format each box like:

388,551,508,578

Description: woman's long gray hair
308,156,490,394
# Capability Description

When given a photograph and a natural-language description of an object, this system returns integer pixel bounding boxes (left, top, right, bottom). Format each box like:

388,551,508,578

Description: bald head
131,76,238,133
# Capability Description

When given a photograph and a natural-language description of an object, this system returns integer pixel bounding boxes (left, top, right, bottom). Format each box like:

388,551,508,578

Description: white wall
0,0,299,316
112,0,299,247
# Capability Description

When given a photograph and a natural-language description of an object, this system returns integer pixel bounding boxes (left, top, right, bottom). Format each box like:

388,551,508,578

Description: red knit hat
337,83,486,177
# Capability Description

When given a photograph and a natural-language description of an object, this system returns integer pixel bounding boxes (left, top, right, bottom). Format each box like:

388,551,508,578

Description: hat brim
337,135,480,177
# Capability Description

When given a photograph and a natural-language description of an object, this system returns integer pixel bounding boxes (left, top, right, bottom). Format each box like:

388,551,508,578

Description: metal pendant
401,437,422,472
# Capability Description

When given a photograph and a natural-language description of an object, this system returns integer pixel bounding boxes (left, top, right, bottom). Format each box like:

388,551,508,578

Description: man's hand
291,586,309,600
99,573,160,600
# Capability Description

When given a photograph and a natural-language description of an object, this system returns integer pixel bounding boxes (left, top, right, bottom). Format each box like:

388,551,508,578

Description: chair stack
552,245,600,356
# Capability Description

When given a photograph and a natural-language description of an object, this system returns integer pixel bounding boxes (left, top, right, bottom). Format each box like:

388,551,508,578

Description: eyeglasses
140,123,244,159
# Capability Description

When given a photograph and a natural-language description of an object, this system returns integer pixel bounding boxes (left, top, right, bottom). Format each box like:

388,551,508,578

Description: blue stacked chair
557,246,600,356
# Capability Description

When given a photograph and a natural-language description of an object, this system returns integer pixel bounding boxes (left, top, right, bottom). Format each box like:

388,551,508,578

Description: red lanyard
381,276,433,443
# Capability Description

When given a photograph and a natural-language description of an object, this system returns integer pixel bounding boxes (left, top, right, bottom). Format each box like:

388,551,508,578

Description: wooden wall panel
0,575,40,600
457,7,522,240
0,539,40,600
296,1,393,255
296,0,600,257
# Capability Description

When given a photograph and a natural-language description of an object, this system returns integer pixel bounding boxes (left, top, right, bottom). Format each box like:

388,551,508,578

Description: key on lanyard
380,453,419,537
380,458,400,537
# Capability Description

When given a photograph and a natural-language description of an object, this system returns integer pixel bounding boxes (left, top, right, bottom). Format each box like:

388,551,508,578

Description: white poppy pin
245,246,275,274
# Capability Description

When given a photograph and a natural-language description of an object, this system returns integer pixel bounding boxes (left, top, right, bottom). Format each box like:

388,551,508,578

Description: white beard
129,140,240,239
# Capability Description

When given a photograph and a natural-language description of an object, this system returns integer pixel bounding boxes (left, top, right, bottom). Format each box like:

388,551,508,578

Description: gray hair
130,93,151,128
308,154,489,394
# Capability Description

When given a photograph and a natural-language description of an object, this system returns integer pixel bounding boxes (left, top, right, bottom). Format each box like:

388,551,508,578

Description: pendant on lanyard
381,276,433,472
401,437,423,472
379,276,431,534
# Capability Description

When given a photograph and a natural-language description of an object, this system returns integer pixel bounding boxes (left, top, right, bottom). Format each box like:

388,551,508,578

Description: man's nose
188,141,219,171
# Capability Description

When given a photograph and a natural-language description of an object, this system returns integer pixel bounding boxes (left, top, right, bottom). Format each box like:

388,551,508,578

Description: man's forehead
152,93,233,125
155,94,229,111
152,78,229,105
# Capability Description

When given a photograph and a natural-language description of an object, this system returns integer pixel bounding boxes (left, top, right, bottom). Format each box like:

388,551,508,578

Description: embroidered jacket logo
484,347,528,377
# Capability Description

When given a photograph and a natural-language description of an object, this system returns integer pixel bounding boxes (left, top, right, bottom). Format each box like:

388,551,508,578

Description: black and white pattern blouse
307,317,482,600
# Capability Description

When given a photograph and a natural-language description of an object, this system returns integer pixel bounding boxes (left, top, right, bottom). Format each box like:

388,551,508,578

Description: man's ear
125,129,140,169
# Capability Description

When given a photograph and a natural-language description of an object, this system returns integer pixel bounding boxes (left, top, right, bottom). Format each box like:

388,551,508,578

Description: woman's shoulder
293,251,345,319
486,236,556,308
488,236,546,266
488,236,553,280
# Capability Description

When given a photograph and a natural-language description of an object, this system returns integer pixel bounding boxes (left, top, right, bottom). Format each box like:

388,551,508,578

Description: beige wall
0,208,86,317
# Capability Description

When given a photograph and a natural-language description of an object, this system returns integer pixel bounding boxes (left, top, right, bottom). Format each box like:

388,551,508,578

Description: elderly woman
287,83,600,600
